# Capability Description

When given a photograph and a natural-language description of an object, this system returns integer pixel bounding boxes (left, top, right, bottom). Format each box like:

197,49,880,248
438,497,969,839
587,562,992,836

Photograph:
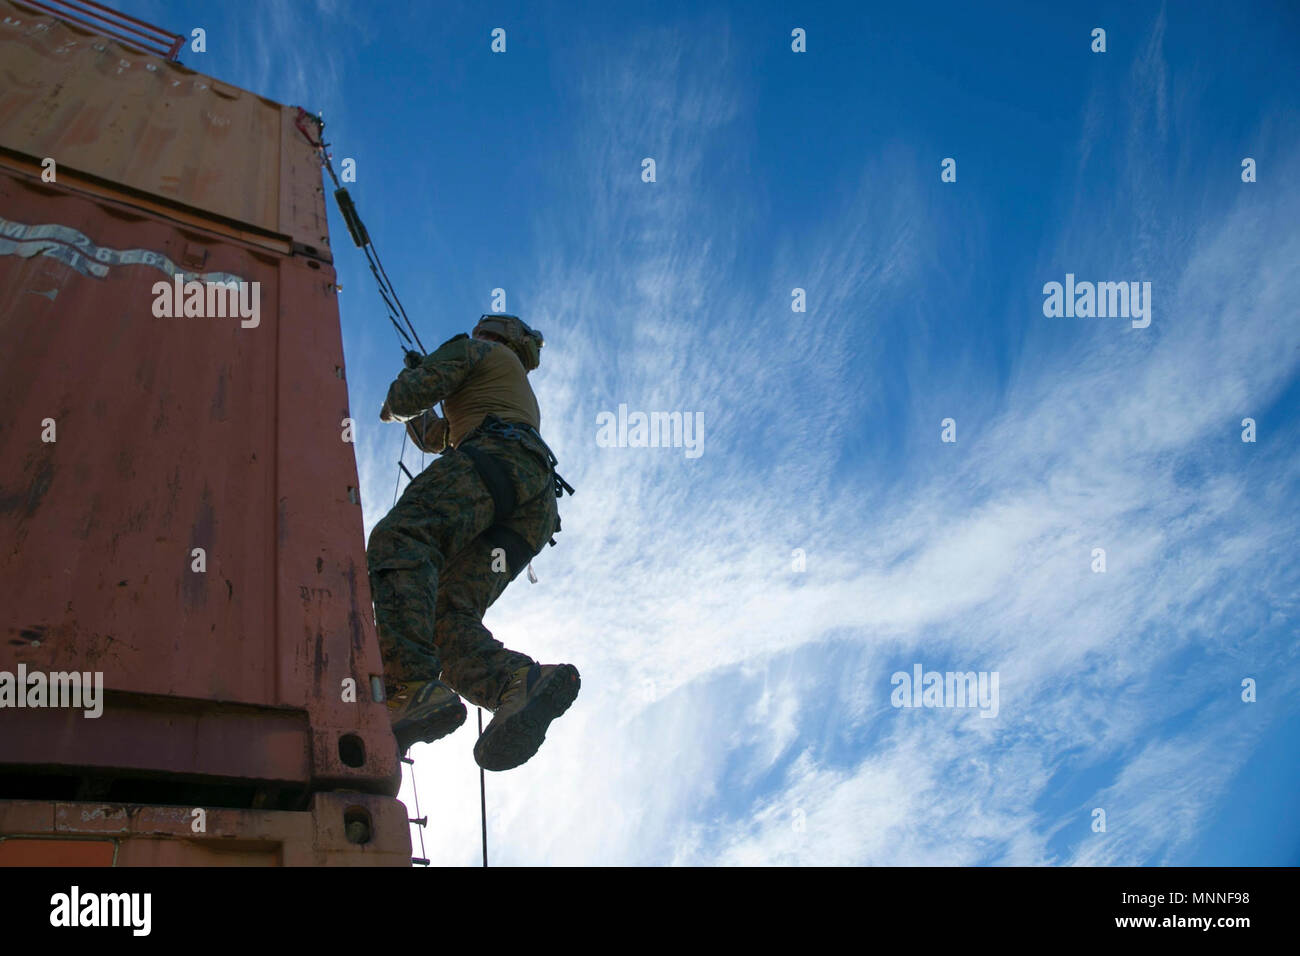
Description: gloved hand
407,409,449,453
381,352,424,423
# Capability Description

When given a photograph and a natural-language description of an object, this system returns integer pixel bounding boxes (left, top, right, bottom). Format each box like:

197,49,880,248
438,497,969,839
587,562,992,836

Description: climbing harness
458,414,575,574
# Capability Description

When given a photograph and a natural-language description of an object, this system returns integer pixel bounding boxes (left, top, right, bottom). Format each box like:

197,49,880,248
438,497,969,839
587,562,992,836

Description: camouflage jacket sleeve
384,334,493,421
405,409,449,453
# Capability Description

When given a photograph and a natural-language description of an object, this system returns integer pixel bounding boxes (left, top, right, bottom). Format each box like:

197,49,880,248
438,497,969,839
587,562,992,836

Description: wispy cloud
347,15,1300,866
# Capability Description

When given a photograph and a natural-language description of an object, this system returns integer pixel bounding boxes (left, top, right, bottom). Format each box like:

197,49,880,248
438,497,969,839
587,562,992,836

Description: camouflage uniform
366,334,560,711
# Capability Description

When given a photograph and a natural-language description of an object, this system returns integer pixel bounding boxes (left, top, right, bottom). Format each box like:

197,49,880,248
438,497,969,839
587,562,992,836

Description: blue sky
128,0,1299,864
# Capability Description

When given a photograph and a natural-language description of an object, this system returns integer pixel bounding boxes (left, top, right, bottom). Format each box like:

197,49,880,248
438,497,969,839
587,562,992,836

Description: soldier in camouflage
368,314,579,771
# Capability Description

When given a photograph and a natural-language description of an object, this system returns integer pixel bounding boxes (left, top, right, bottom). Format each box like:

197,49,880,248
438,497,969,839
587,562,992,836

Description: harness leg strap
482,525,535,580
459,444,517,522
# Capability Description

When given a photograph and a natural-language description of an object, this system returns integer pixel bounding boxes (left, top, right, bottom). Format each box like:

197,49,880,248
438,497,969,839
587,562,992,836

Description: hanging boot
473,663,580,771
388,679,467,755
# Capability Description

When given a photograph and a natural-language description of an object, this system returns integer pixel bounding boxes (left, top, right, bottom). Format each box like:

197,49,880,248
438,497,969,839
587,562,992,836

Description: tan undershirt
442,342,541,447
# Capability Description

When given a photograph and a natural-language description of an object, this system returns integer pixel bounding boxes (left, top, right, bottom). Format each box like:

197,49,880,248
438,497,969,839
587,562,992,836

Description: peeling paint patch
312,633,326,693
211,365,227,421
182,486,214,607
0,454,55,518
344,559,364,655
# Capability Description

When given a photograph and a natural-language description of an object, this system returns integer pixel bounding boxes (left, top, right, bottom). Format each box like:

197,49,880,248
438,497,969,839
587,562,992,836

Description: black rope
295,108,426,354
478,707,488,867
392,428,409,506
361,242,418,350
369,232,424,353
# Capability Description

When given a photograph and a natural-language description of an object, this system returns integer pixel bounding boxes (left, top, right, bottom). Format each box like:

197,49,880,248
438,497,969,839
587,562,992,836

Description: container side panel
0,0,391,796
0,171,275,704
275,252,397,789
0,168,397,792
0,0,329,249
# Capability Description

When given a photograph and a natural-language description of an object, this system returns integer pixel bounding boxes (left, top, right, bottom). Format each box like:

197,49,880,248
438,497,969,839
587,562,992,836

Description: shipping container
0,792,412,866
0,164,401,802
0,0,330,257
0,0,413,864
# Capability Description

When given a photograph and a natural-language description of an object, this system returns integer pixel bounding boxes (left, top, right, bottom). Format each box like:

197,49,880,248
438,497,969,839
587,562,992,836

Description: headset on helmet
473,313,544,371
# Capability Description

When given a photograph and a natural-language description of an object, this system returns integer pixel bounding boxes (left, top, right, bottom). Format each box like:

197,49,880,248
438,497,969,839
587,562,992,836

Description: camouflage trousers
366,430,559,710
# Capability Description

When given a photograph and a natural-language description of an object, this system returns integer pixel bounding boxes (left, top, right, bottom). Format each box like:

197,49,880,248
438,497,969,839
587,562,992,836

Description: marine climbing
369,314,580,771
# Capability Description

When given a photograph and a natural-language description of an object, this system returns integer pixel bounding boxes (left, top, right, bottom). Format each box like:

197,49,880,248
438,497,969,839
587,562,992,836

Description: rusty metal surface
0,149,297,257
0,0,331,254
0,695,311,784
0,166,397,795
0,793,413,866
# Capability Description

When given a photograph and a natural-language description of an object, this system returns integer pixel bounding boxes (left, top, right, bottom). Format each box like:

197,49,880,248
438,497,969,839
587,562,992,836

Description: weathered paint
0,0,331,255
0,165,397,795
0,1,415,867
0,793,412,866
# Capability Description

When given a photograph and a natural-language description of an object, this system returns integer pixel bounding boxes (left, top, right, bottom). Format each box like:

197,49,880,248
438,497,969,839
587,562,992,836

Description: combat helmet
473,314,544,371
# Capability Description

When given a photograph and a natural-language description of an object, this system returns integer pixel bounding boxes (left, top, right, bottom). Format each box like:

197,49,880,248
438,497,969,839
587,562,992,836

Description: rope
294,108,426,354
392,429,408,506
478,707,488,867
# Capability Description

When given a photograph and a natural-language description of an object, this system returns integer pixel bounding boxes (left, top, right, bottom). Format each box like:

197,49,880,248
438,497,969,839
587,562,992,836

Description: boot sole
394,700,468,755
474,664,580,772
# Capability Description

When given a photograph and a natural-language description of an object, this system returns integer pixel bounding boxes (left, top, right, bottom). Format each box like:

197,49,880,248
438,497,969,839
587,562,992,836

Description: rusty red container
0,0,330,255
0,792,412,866
0,0,406,843
0,165,401,804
